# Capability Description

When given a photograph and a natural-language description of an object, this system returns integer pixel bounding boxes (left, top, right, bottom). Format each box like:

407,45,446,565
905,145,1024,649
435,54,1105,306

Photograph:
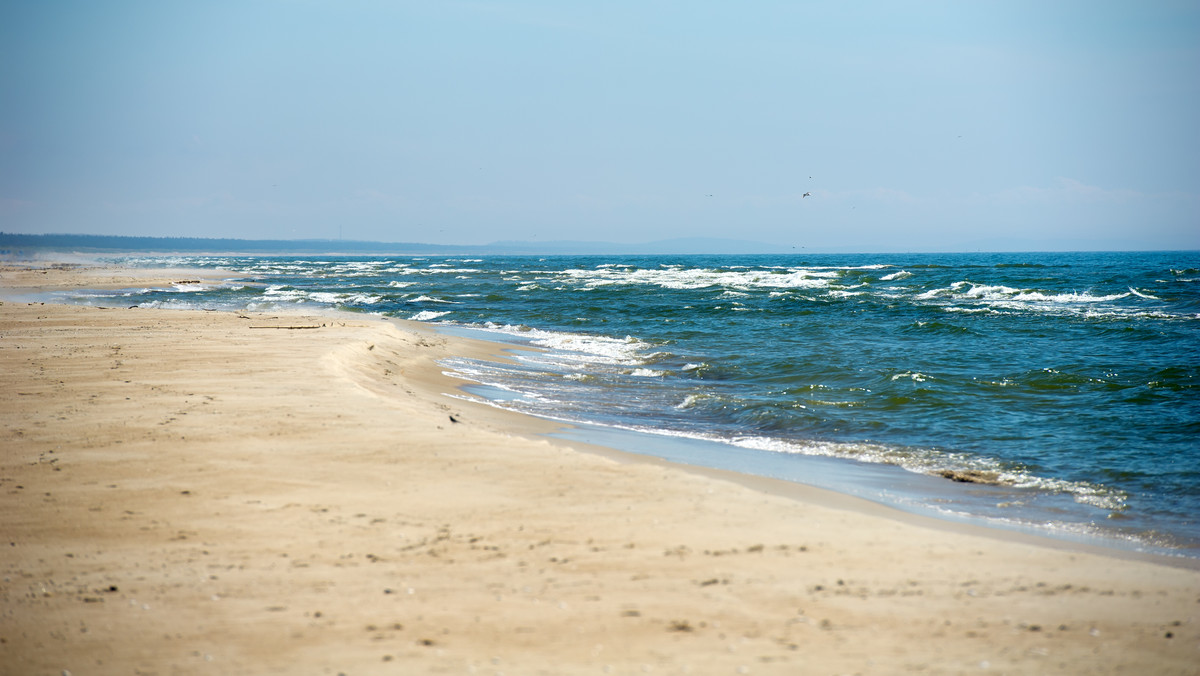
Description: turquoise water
72,252,1200,554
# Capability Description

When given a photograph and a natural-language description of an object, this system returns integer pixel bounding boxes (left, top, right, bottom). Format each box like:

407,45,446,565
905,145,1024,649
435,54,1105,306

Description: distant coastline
0,232,791,256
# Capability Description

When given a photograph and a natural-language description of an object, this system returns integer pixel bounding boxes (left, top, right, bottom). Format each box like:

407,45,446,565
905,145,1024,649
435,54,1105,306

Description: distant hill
0,233,463,255
0,233,789,256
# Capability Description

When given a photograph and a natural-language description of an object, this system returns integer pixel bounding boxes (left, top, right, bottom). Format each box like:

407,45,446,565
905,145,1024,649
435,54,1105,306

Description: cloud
982,178,1145,205
0,197,35,213
812,187,918,204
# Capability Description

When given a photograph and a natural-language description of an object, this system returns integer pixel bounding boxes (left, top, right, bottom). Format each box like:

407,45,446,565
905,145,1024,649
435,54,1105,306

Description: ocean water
64,251,1200,555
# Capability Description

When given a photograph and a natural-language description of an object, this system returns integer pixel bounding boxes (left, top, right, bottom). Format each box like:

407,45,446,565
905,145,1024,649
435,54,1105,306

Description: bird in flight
802,192,812,198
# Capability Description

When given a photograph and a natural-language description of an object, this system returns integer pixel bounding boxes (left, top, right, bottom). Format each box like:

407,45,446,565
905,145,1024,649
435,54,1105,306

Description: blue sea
65,251,1200,556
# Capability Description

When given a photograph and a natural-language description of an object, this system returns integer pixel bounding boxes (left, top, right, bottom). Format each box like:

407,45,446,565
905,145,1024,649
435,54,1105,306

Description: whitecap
629,368,665,377
943,306,995,314
470,324,656,368
1009,290,1129,303
962,283,1020,299
558,266,837,291
308,291,383,305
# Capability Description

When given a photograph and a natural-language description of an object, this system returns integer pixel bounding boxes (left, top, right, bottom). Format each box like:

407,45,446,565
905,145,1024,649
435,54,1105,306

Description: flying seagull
802,192,812,198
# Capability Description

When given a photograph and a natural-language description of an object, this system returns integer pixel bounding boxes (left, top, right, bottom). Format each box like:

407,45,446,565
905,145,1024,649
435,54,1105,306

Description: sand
1,261,1197,675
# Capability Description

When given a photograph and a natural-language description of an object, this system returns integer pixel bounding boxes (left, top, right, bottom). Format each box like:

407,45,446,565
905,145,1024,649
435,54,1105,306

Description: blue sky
3,1,1198,251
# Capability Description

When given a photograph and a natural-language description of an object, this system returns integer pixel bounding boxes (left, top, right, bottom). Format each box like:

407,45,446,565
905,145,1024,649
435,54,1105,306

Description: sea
56,251,1200,557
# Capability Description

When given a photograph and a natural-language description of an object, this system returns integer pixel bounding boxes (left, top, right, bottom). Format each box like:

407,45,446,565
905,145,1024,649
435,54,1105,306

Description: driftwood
248,325,323,330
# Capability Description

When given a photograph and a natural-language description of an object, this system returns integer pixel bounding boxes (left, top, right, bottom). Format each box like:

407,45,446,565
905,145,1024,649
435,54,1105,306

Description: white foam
439,365,548,403
411,310,451,321
419,267,482,274
475,323,656,368
263,286,306,302
962,283,1019,298
911,280,1166,318
558,266,840,291
629,368,665,377
1010,290,1128,303
723,434,1127,511
307,291,383,305
943,306,996,314
1127,287,1161,300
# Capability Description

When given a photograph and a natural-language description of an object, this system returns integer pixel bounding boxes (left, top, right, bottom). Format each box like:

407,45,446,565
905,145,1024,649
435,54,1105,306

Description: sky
2,0,1198,252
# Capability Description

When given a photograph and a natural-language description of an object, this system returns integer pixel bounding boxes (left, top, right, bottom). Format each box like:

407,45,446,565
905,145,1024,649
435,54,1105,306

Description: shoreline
9,259,1194,564
434,324,1198,565
543,420,1200,569
454,382,1200,570
2,261,1198,674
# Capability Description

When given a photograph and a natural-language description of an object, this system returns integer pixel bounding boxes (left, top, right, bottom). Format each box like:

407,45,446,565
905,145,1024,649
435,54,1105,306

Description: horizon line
1,232,1194,256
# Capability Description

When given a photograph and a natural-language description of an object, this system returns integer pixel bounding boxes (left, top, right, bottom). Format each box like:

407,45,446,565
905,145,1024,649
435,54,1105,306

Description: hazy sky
3,1,1198,251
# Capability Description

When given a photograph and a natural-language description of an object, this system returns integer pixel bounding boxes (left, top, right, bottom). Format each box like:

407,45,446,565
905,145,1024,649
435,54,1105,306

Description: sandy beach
1,261,1197,675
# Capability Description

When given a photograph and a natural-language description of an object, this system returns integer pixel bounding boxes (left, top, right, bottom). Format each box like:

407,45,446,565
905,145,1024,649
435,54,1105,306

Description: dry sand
1,262,1197,675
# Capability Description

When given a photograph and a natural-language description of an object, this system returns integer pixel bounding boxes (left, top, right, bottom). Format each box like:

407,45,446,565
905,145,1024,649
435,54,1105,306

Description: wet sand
1,262,1198,675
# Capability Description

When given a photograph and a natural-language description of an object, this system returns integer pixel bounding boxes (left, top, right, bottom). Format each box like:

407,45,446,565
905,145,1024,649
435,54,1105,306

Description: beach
1,262,1197,675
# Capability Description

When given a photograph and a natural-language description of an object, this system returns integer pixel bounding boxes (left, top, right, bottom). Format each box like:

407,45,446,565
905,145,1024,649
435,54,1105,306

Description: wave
474,322,660,368
721,434,1126,510
446,371,1133,514
258,285,386,307
906,280,1190,319
903,320,976,335
307,291,384,305
394,266,483,275
438,326,1133,517
559,266,847,292
920,281,1129,304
